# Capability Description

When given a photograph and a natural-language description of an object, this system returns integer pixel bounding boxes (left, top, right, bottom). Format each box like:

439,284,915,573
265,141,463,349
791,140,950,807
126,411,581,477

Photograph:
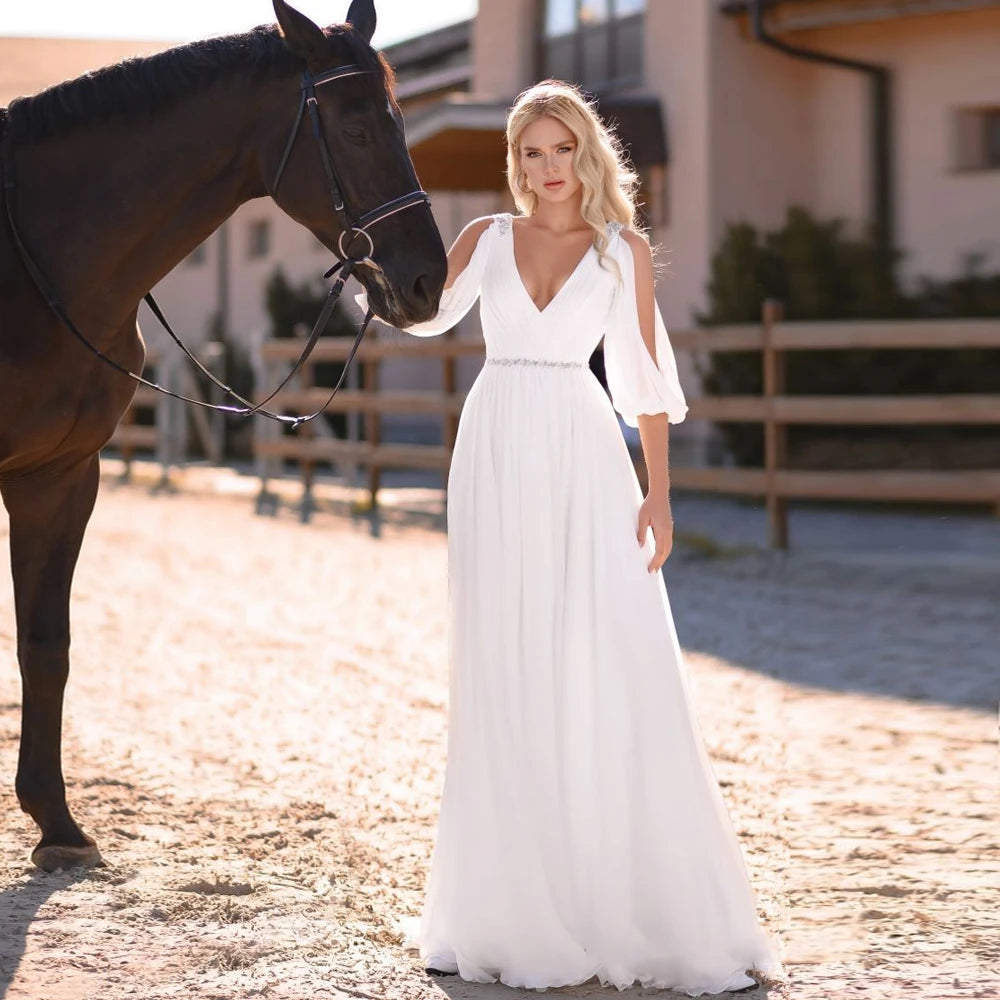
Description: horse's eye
343,126,367,147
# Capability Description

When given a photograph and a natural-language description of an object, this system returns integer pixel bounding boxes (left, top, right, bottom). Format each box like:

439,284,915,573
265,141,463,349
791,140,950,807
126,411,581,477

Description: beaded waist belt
485,357,587,369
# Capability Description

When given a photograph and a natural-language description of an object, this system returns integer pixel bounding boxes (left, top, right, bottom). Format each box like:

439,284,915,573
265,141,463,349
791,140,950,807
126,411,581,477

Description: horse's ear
346,0,377,44
273,0,327,60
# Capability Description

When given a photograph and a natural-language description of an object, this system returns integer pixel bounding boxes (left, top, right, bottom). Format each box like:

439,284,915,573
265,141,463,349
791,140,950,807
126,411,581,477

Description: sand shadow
0,867,88,998
665,541,997,712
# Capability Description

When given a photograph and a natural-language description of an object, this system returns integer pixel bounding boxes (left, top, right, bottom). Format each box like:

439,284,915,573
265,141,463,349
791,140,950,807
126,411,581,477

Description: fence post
364,355,381,507
202,340,226,464
119,405,136,481
293,322,316,523
155,356,175,491
253,333,279,514
762,299,788,549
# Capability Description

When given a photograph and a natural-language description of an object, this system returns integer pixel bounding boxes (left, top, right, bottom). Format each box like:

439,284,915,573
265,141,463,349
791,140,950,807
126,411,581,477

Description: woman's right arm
355,215,496,337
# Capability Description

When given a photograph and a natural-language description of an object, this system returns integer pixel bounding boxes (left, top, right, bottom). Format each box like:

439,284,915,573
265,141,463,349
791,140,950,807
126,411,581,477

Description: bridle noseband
2,62,432,429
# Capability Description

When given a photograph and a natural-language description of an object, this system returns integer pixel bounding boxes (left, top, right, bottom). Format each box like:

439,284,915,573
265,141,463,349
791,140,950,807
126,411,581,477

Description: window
247,219,271,259
545,0,576,35
540,0,646,92
579,0,609,25
953,106,1000,171
184,242,207,267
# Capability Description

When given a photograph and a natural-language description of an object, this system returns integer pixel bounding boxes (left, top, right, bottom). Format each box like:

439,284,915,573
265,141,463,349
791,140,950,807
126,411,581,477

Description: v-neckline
508,218,595,317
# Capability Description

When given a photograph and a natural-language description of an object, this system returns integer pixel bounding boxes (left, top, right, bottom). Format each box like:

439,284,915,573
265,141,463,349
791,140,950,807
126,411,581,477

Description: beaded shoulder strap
606,219,625,239
494,212,513,236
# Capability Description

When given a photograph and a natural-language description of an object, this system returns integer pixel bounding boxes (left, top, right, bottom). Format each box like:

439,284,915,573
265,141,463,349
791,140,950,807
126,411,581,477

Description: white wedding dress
356,213,783,995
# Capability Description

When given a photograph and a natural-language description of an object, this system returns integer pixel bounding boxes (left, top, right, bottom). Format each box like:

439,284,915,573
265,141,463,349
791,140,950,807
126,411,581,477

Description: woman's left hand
637,491,674,574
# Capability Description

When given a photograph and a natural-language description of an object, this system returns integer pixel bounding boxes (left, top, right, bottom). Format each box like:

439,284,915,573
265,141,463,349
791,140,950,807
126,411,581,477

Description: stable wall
795,8,1000,284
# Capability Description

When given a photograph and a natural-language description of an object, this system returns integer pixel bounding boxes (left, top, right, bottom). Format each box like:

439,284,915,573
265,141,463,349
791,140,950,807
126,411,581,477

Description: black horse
0,0,447,870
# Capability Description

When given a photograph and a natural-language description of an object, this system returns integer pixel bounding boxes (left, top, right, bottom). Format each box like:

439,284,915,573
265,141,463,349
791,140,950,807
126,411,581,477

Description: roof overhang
719,0,819,10
718,0,1000,30
406,93,669,193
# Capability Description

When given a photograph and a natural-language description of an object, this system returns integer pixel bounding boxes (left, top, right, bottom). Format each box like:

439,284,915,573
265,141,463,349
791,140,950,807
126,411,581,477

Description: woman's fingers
648,538,672,573
638,502,674,572
647,523,674,573
636,508,650,546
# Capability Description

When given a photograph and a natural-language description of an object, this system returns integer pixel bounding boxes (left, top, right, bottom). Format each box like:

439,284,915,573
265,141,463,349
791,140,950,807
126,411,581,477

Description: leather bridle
271,65,430,262
2,63,432,428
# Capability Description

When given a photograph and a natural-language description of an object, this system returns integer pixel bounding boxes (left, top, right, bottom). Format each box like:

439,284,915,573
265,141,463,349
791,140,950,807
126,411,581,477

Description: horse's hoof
31,841,103,872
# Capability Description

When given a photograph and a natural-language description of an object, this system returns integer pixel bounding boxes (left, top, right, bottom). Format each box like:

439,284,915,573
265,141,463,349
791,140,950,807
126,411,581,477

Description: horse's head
264,0,446,327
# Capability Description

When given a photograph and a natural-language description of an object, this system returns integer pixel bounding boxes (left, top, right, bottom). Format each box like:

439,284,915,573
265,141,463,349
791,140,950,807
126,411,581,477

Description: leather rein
2,64,431,429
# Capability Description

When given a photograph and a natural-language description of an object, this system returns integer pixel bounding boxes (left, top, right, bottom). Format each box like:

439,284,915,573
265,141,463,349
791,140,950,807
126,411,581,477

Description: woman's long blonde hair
505,79,644,281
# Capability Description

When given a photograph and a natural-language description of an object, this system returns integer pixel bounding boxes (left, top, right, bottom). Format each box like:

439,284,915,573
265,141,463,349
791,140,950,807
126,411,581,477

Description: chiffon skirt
401,363,782,995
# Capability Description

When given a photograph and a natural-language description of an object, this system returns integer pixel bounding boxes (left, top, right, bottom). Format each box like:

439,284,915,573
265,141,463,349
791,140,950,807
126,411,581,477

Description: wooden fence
113,314,999,544
669,303,1000,546
253,334,483,518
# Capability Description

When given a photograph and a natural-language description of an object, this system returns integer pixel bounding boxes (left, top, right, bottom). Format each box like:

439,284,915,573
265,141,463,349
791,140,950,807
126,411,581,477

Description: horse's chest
0,322,142,474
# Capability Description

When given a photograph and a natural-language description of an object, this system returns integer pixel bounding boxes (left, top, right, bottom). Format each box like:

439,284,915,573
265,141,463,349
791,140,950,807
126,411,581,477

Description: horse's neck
14,74,281,333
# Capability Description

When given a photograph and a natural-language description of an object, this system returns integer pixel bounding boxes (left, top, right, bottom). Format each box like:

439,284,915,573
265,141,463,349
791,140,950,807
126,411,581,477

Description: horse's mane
6,24,396,145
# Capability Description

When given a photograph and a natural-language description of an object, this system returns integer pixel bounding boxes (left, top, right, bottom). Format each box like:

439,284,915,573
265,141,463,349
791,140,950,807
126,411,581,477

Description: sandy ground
0,468,996,1000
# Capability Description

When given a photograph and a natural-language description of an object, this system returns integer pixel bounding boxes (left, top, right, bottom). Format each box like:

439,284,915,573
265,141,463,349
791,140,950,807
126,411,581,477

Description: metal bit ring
339,226,374,263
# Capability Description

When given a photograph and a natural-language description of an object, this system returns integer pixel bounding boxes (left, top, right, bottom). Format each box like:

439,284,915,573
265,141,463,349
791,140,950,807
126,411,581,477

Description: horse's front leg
2,454,103,870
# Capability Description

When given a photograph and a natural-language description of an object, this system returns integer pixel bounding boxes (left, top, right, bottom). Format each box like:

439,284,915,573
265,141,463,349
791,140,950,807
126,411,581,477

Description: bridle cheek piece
2,64,432,429
272,64,432,258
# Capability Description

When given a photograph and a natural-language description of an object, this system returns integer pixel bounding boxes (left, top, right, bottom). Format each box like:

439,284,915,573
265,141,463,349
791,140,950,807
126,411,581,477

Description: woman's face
518,115,582,206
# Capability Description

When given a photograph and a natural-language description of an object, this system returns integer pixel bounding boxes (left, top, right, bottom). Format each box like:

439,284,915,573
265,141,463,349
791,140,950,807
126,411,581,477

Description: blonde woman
357,80,782,995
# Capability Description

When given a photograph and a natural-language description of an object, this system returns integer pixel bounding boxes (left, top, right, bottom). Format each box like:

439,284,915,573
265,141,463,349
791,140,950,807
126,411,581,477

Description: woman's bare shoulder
619,227,652,259
443,215,501,288
462,214,500,237
454,214,502,245
618,228,654,277
448,215,499,257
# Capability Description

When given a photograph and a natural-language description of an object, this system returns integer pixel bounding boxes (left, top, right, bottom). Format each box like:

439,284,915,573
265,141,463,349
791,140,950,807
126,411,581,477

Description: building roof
718,0,1000,24
381,19,472,72
718,0,818,10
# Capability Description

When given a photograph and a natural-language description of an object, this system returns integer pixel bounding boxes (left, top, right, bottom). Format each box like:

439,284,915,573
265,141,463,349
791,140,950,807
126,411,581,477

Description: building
4,1,999,457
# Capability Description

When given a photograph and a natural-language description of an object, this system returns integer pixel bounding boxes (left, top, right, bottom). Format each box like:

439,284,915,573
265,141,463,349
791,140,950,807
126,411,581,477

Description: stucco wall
644,0,713,332
794,8,1000,283
697,6,1000,290
710,15,827,242
663,4,1000,316
471,0,537,99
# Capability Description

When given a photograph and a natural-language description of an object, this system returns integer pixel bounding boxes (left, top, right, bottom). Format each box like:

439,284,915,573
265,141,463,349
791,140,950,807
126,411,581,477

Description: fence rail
669,317,1000,351
684,394,1000,424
